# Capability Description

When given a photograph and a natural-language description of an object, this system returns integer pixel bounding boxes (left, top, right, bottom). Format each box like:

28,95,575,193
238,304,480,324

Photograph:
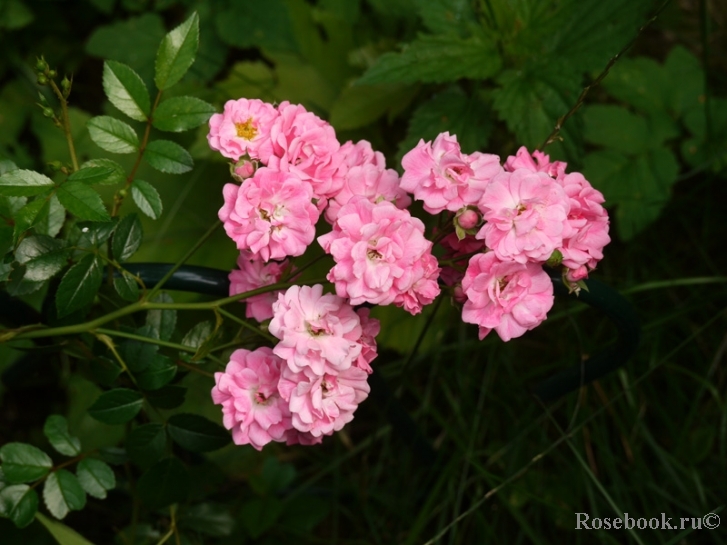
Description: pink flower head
229,252,290,322
207,98,279,162
218,167,320,261
556,172,610,272
336,140,386,174
269,101,343,200
211,347,291,450
278,365,370,438
477,169,570,264
354,308,380,374
504,146,567,180
318,197,441,314
401,132,502,214
325,164,411,224
269,284,364,375
461,253,554,341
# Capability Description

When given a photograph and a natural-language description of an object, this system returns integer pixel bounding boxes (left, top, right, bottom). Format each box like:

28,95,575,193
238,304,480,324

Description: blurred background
1,0,726,543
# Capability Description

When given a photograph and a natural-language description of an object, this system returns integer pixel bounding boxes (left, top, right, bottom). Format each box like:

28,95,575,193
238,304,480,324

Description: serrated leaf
663,45,704,116
397,85,492,160
87,388,143,425
414,0,474,35
179,503,235,537
0,485,38,528
68,166,116,186
181,321,213,351
14,235,68,282
358,33,501,85
76,220,118,248
87,116,139,154
11,198,46,240
492,65,582,159
103,60,151,122
112,213,143,261
143,140,193,174
137,355,176,391
118,325,159,373
126,423,167,467
137,458,189,510
0,194,26,220
131,179,163,219
43,470,86,520
80,159,126,186
56,254,103,318
76,459,115,500
0,443,53,484
0,225,12,256
32,195,66,238
0,169,54,197
240,497,284,539
582,105,650,155
114,271,140,301
601,57,668,115
215,1,296,52
4,264,44,296
153,96,215,132
35,512,96,545
155,12,199,90
56,182,110,222
43,415,81,457
167,414,231,453
146,293,176,340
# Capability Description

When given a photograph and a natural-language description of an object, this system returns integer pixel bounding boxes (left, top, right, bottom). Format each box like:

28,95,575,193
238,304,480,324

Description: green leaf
131,180,163,219
413,0,474,35
126,423,167,467
155,12,200,90
167,414,231,453
215,1,296,52
87,388,143,425
56,254,103,318
4,264,44,296
583,149,678,240
0,443,53,484
118,325,159,373
114,271,140,302
137,458,189,510
79,159,126,186
67,166,116,186
152,96,215,132
663,45,704,116
87,116,139,154
12,197,46,239
43,416,81,457
0,485,38,528
357,33,501,85
143,140,193,174
56,182,110,222
43,470,86,520
0,194,26,221
35,512,96,545
14,235,68,283
112,213,143,261
180,321,213,351
76,459,115,500
492,66,582,159
103,60,151,122
76,220,118,248
136,355,176,391
397,85,492,160
146,386,186,410
146,293,176,340
240,497,284,539
29,194,65,239
330,83,417,131
0,225,12,256
179,503,235,537
601,57,668,116
582,105,650,155
0,169,54,197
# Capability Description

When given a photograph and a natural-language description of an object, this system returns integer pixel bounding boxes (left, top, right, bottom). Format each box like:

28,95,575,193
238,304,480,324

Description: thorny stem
48,78,79,172
539,0,673,150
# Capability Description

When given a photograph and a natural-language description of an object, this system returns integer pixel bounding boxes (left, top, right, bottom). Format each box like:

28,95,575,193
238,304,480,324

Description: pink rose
461,253,553,341
207,98,279,162
211,347,292,450
504,146,567,180
228,252,289,322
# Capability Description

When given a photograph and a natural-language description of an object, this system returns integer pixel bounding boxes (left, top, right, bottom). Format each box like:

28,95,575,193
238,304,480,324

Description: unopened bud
42,107,55,118
565,265,588,282
47,160,63,171
456,208,480,230
48,69,57,79
230,158,256,182
35,57,48,73
61,76,71,93
37,74,48,86
119,188,128,198
452,284,467,304
545,249,563,267
37,92,48,105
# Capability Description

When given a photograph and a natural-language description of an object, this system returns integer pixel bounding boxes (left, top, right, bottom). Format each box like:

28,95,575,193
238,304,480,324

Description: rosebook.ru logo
575,513,720,531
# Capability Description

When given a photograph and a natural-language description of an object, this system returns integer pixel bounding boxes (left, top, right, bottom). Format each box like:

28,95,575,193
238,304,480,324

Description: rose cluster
402,135,610,341
208,98,610,449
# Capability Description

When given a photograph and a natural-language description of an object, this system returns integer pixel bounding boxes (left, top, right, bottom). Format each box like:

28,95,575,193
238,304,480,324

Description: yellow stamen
235,117,257,140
